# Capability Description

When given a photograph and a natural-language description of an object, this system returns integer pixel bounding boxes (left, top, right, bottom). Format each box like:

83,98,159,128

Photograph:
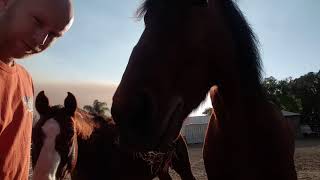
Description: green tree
277,78,302,112
262,76,302,113
291,72,320,123
83,99,111,118
263,71,320,123
263,76,281,106
202,71,320,123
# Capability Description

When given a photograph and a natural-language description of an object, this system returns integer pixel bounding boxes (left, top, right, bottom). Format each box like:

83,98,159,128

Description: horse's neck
216,82,265,130
32,138,60,180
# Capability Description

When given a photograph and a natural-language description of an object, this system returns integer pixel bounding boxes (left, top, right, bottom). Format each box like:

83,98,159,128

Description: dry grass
295,138,320,180
161,138,320,180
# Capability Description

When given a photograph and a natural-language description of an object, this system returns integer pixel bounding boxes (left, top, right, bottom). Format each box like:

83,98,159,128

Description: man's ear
0,0,14,11
0,0,6,10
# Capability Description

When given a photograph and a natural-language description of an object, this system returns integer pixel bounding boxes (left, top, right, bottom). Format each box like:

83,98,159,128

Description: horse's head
32,91,78,179
111,0,242,152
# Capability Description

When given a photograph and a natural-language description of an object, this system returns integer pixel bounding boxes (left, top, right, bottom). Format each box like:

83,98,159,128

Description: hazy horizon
34,82,117,109
33,81,214,117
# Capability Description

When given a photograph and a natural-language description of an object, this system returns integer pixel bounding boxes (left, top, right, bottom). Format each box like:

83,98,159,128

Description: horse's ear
207,0,219,9
192,0,208,7
35,91,50,115
64,92,77,116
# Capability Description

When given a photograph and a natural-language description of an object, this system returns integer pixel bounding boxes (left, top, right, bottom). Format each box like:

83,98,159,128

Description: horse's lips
118,106,182,153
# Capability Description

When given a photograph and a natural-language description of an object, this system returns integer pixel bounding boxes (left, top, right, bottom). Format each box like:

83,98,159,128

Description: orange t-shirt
0,61,33,180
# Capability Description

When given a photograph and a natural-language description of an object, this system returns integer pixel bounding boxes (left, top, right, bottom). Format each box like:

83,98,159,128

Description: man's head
0,0,74,61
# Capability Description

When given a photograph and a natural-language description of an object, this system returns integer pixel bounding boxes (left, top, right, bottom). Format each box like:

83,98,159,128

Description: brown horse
32,91,196,180
111,0,297,179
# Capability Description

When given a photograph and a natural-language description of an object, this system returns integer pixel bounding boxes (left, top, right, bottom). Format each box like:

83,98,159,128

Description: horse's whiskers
132,148,177,175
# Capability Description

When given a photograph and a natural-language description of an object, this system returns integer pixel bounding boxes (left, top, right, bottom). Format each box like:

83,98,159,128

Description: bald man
0,0,74,178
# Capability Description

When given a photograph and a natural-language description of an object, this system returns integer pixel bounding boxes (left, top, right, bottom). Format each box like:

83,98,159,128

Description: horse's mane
221,1,263,96
137,0,263,97
74,108,115,140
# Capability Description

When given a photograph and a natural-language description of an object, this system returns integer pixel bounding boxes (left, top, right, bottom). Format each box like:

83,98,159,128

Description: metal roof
184,110,301,125
281,110,301,116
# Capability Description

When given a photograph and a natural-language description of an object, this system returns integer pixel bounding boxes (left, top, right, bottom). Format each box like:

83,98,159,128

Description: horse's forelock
136,0,208,19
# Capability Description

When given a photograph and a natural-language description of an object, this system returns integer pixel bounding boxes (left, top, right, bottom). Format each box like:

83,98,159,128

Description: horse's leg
171,135,196,180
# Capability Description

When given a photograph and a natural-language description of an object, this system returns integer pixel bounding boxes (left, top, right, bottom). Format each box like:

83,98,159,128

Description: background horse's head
32,91,78,179
112,0,263,152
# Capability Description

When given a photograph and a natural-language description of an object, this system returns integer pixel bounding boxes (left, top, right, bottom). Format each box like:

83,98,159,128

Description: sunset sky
20,0,320,116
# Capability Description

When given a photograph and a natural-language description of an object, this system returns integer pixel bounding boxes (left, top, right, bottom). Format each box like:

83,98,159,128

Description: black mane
222,1,263,96
136,0,207,18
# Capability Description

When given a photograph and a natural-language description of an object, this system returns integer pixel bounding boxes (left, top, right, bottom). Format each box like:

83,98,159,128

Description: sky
20,0,320,116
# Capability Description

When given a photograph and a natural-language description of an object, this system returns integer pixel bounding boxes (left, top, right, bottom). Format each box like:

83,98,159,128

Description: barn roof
281,110,301,117
184,110,300,125
184,115,209,125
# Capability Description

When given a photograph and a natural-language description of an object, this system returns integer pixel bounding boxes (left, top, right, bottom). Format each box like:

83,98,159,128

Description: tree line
203,70,320,124
83,99,111,119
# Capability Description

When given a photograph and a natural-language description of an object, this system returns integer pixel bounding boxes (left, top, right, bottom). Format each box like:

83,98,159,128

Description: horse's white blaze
33,118,61,180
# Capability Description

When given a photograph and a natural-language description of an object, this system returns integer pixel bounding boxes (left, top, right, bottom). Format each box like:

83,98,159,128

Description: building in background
282,110,301,138
181,110,302,144
181,115,210,144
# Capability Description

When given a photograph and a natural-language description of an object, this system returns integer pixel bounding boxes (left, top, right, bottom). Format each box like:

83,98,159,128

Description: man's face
1,0,74,59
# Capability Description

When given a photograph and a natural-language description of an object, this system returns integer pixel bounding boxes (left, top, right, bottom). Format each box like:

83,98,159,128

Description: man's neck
0,58,14,67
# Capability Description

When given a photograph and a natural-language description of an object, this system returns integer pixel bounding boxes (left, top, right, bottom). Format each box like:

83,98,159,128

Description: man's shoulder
15,63,34,94
15,63,33,81
16,63,30,76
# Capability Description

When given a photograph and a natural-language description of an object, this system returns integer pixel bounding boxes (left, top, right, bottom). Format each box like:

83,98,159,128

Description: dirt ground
162,138,320,180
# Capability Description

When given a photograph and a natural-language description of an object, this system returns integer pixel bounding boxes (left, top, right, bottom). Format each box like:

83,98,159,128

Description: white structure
181,110,301,144
282,110,301,138
181,115,210,144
